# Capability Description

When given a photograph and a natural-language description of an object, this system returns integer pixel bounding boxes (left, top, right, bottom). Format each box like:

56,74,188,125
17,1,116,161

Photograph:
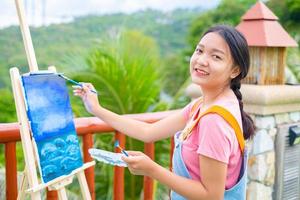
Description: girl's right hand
73,83,100,115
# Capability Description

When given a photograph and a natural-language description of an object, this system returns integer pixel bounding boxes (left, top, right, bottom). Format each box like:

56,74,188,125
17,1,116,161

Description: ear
230,66,241,79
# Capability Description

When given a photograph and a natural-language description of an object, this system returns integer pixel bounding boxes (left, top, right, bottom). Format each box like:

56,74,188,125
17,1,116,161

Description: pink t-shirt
181,96,243,189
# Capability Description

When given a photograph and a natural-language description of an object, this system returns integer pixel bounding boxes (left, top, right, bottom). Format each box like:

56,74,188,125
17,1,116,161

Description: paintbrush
58,74,99,95
114,140,129,157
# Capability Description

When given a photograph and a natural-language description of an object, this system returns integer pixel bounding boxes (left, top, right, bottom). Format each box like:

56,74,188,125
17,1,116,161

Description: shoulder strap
188,98,202,119
181,105,245,153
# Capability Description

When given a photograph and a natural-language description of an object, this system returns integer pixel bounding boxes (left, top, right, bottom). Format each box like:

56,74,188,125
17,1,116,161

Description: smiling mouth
194,68,209,76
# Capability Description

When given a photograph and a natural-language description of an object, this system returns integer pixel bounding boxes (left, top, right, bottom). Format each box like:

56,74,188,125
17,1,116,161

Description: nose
195,53,208,66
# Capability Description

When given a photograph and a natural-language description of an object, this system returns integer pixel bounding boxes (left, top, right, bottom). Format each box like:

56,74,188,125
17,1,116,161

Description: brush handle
121,150,129,157
60,74,99,95
117,146,129,157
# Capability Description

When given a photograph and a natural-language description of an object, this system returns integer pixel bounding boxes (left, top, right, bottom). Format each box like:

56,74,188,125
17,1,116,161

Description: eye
195,48,203,54
212,55,222,60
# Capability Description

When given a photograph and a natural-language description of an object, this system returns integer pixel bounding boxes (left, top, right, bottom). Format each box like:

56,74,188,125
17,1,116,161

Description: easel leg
77,171,92,200
11,68,42,200
17,169,28,200
30,192,42,200
57,188,68,200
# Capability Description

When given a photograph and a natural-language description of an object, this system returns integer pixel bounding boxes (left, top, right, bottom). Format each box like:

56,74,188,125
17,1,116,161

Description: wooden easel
10,0,95,199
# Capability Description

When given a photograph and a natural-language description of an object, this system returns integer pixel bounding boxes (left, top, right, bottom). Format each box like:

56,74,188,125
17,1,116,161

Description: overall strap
182,105,245,153
188,97,202,119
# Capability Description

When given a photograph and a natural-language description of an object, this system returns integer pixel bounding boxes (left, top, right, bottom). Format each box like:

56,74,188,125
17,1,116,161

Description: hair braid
231,79,255,140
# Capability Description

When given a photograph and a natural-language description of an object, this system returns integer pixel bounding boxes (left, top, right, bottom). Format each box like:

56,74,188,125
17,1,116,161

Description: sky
1,0,220,28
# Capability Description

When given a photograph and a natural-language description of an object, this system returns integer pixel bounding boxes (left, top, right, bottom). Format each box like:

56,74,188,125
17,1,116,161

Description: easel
10,0,95,199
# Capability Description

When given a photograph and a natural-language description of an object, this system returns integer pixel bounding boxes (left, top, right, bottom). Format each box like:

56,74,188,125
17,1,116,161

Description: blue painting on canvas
22,73,83,183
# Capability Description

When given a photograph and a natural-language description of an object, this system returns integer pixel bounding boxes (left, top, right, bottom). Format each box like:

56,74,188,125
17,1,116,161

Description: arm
92,105,186,142
122,152,227,200
74,83,187,142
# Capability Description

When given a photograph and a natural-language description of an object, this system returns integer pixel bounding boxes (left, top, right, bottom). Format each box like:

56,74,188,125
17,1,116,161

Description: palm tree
69,30,162,199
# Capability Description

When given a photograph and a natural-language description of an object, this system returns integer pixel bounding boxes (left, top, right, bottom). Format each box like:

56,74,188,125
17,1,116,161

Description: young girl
74,25,255,200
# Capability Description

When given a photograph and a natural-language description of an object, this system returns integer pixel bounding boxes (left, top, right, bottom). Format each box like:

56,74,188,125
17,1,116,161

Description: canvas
22,73,83,183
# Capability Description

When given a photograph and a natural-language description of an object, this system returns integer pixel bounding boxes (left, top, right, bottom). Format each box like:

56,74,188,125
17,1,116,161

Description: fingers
81,83,90,93
122,156,141,173
82,83,95,90
121,151,152,176
126,151,143,156
122,155,135,163
72,83,96,96
72,85,84,97
121,151,143,163
72,85,82,89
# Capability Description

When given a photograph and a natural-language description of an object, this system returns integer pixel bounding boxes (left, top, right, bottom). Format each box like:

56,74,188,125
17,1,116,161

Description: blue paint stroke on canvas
22,73,83,183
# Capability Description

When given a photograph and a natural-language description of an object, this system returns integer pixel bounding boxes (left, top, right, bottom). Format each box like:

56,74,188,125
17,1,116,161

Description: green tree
286,0,300,22
0,89,16,122
69,30,163,199
267,0,300,29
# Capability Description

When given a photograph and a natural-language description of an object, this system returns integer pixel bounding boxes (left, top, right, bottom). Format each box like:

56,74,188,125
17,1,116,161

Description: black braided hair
203,25,255,140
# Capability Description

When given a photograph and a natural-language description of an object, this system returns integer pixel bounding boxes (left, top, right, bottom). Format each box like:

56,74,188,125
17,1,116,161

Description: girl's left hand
122,151,157,176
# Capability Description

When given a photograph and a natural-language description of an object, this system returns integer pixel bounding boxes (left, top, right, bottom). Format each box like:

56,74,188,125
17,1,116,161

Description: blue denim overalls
171,105,248,200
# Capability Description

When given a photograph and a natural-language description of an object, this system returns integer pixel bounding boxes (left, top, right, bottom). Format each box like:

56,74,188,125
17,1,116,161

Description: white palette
88,148,127,167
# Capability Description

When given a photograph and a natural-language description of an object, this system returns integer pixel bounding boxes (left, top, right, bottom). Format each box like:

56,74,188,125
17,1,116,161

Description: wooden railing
0,110,177,200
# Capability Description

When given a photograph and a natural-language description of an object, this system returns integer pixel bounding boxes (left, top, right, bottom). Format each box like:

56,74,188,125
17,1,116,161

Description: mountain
0,8,202,87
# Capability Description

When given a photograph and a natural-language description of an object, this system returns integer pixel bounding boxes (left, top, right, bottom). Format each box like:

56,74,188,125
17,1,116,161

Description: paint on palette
22,73,83,183
89,148,127,167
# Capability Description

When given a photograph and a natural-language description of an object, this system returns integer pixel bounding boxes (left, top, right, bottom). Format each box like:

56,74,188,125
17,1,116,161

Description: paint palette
88,148,127,167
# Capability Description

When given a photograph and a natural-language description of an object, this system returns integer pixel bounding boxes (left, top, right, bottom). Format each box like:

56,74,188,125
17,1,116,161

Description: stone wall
242,84,300,200
246,112,300,199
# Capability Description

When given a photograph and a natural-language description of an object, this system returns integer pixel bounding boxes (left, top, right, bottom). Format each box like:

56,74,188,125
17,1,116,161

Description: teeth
195,68,208,75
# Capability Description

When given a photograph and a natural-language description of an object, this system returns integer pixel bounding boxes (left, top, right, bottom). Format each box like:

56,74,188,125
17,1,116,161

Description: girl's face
190,32,240,89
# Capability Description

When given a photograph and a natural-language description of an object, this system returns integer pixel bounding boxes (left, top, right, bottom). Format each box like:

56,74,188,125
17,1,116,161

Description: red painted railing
0,110,177,200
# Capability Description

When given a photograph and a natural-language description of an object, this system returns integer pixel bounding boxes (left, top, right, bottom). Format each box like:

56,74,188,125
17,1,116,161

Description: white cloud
41,113,72,133
0,0,219,28
26,88,50,110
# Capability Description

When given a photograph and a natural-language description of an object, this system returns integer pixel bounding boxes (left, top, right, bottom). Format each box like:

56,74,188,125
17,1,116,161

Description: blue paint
114,140,129,157
114,140,119,148
22,73,83,183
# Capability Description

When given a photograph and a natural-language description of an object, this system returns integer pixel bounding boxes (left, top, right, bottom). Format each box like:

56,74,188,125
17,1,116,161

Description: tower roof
236,1,298,47
242,1,278,20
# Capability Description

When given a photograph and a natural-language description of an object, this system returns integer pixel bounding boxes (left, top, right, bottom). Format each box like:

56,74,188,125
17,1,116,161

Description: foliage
0,9,200,83
188,0,257,53
0,88,17,122
69,30,163,199
286,0,300,22
287,48,300,81
0,1,299,198
267,0,300,27
0,9,200,109
72,30,161,115
0,9,200,198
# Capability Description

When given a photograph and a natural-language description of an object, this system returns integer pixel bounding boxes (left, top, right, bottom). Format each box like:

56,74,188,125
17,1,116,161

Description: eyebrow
197,44,226,55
